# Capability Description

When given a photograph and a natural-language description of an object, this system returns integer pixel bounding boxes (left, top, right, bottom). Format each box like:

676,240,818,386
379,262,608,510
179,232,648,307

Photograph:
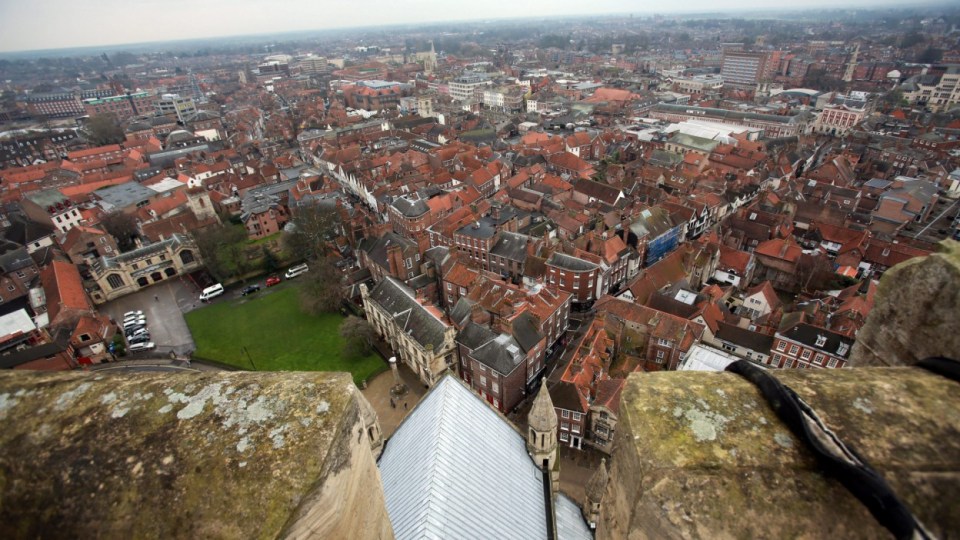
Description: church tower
585,458,609,529
527,378,559,492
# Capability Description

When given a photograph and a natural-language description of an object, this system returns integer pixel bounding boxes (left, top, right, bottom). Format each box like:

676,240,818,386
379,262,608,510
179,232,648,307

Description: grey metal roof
556,493,593,540
94,182,156,211
379,375,548,540
471,333,525,375
455,217,498,239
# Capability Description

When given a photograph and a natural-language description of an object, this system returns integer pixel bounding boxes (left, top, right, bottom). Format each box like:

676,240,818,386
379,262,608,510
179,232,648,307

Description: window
801,350,812,361
572,412,582,421
15,271,25,279
656,350,664,359
491,382,499,393
478,364,486,373
828,358,838,368
562,410,570,419
776,341,786,352
6,285,14,292
560,432,569,442
560,422,570,431
571,424,580,434
789,345,799,355
815,353,825,365
447,283,452,291
459,287,466,295
107,274,124,289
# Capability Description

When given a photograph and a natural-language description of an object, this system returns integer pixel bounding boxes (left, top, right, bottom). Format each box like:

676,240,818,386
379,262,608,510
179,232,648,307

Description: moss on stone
599,367,960,539
0,370,372,539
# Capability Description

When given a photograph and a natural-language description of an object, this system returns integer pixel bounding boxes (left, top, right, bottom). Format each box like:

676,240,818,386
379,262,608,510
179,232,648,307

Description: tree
917,46,943,64
339,315,374,357
298,257,344,315
282,203,341,263
100,212,140,252
261,245,280,273
193,223,250,282
85,114,125,146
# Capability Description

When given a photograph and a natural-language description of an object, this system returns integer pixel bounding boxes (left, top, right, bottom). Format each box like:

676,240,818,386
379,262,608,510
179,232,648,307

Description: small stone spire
527,378,559,492
529,378,557,433
585,458,609,529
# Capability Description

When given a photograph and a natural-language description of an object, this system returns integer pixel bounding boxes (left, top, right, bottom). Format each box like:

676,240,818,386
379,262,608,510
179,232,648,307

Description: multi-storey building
362,277,458,386
546,252,604,305
154,94,197,122
720,51,776,87
650,103,810,138
901,66,960,113
89,234,203,304
770,321,853,369
82,92,155,121
672,75,724,96
449,73,490,102
21,189,84,234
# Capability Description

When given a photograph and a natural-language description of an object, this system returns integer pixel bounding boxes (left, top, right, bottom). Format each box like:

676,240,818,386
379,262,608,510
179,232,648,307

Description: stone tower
585,457,609,529
528,378,559,492
185,187,220,224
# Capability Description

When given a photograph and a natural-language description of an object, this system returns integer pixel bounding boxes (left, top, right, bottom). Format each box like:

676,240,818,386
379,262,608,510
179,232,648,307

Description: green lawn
185,287,385,385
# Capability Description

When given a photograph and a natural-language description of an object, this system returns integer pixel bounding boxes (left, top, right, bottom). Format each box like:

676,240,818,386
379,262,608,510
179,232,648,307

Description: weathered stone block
598,367,960,539
0,370,393,539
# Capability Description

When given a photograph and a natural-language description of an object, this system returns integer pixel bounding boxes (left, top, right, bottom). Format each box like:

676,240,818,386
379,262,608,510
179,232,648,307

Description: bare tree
282,202,341,262
100,212,140,252
298,257,345,315
339,315,374,357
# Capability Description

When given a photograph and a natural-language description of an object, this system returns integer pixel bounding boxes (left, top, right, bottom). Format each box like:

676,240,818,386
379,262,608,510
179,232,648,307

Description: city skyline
0,0,942,53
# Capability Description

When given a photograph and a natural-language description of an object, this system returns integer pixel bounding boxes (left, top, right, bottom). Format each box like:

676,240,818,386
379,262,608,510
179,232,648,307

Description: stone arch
180,249,195,265
151,272,163,282
164,268,176,277
137,277,149,287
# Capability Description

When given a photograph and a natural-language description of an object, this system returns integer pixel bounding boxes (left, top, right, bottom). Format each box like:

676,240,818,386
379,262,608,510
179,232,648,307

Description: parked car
123,310,143,319
123,318,146,329
199,283,224,302
241,284,261,296
285,263,309,279
128,334,151,344
127,327,149,338
266,275,281,287
128,342,155,353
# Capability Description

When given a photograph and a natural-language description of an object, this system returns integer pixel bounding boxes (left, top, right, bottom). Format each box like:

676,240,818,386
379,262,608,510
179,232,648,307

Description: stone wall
598,368,960,539
0,370,393,539
850,239,960,367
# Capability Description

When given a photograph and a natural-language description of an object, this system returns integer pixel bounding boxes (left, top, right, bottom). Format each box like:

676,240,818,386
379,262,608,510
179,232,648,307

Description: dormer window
815,334,827,348
837,343,849,356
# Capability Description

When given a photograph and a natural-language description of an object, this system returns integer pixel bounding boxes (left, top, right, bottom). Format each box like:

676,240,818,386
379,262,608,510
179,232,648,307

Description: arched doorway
180,250,195,265
137,277,149,287
151,272,163,282
164,268,176,277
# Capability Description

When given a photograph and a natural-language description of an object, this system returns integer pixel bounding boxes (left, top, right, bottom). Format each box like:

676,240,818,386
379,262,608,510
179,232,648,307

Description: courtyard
185,286,386,386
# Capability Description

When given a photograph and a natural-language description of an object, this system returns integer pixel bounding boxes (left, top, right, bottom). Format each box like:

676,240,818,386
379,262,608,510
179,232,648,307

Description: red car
266,276,281,287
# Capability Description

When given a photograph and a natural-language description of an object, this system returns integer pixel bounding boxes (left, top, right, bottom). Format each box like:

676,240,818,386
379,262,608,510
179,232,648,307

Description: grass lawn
185,286,385,386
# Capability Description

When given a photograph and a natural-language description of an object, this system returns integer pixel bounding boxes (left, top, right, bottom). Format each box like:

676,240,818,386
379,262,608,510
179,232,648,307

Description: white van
284,263,309,279
199,283,224,302
128,342,155,353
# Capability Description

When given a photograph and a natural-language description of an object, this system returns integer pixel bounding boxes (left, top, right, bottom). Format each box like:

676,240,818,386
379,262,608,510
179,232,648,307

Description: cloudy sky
0,0,927,53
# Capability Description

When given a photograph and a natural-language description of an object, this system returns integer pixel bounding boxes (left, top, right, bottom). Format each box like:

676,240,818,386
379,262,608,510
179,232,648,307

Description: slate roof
358,232,417,269
490,232,531,262
366,276,450,350
546,252,597,272
470,333,525,375
378,375,549,540
390,194,430,218
715,322,774,354
778,322,854,358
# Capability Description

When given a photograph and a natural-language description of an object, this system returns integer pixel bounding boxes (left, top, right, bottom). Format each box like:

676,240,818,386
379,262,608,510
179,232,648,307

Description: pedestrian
404,402,408,410
155,295,159,301
390,398,395,408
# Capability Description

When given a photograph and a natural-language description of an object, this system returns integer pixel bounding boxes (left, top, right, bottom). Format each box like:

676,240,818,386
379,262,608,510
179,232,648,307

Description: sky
0,0,935,53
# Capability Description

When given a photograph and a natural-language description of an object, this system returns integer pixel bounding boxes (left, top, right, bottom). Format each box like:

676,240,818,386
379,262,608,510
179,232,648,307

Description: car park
241,284,261,296
266,275,281,287
123,310,143,319
128,334,151,344
127,327,149,337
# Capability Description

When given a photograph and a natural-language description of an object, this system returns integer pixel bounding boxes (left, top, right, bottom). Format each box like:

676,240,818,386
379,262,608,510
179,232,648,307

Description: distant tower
423,41,438,75
584,458,609,529
527,378,560,492
185,188,220,224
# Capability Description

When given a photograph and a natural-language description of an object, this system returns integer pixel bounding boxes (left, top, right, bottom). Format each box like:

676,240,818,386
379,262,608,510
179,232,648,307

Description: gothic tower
585,457,609,529
527,378,559,492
